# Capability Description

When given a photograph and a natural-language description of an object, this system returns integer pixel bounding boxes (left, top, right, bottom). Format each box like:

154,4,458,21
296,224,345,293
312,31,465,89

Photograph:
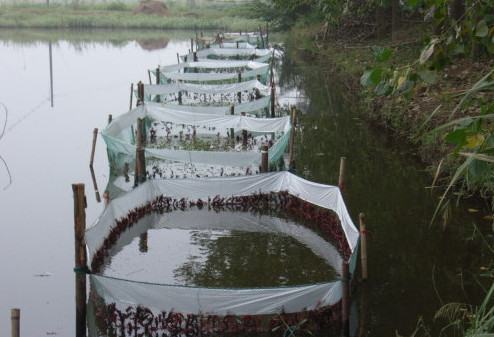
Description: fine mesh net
181,48,273,63
87,172,359,316
140,79,270,105
101,103,290,179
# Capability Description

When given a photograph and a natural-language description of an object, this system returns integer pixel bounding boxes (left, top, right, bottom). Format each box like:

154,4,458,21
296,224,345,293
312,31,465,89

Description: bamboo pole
230,105,235,139
261,145,269,173
11,308,20,337
72,183,87,337
156,66,160,84
359,213,368,280
136,147,146,185
129,83,134,110
89,128,98,167
89,165,101,203
237,71,242,103
270,85,275,117
137,81,144,106
339,156,347,190
341,261,350,337
288,107,296,170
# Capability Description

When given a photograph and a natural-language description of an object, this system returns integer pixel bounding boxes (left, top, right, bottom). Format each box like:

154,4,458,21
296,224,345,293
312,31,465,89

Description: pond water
0,29,491,337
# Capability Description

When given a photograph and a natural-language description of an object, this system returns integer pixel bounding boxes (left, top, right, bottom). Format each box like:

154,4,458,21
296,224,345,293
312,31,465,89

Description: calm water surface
0,29,491,337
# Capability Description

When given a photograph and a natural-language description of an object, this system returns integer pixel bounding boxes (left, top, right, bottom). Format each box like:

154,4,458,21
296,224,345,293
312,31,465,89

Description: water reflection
101,210,340,287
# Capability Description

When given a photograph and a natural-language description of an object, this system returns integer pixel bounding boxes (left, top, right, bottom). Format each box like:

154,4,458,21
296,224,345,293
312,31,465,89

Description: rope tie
360,229,375,240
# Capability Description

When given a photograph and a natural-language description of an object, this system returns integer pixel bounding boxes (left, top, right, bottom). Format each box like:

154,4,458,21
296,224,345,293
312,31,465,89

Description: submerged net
87,172,359,335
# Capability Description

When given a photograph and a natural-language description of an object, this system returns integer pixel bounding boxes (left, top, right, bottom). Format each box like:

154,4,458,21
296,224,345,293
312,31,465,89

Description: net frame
101,103,291,168
86,172,359,316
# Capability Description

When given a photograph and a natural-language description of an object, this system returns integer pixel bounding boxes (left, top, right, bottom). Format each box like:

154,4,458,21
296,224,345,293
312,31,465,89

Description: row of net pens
65,29,370,337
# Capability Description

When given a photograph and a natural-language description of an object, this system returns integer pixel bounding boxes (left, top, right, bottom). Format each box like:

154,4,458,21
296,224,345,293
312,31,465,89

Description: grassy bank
0,1,263,30
287,22,494,194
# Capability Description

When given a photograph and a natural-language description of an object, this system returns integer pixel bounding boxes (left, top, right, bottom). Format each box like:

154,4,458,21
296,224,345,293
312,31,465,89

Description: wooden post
156,67,160,85
270,85,275,117
147,70,152,84
339,157,347,190
341,261,350,337
259,26,265,48
89,165,101,203
230,105,235,139
72,183,87,337
261,145,269,173
237,71,242,103
137,81,144,106
266,23,269,48
11,308,20,337
108,114,112,125
177,52,180,64
129,83,134,110
193,51,198,62
190,38,194,53
136,118,145,147
89,128,98,167
288,107,296,170
359,213,368,280
136,147,146,185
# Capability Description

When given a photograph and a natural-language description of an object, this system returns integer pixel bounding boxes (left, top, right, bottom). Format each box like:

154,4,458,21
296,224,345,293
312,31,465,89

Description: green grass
0,1,264,30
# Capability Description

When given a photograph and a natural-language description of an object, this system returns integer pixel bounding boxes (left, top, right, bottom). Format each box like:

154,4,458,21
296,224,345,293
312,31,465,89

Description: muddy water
0,29,491,337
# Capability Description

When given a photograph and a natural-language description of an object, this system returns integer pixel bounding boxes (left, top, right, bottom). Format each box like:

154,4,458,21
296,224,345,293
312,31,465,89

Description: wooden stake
270,85,275,117
72,183,87,337
359,213,368,280
147,70,152,85
108,114,112,125
341,261,350,337
261,145,269,173
230,105,235,139
339,156,347,190
11,308,20,337
89,128,98,167
237,71,242,103
190,38,194,53
137,81,144,106
156,66,160,85
129,83,133,110
288,106,296,170
177,52,180,64
89,165,101,203
136,147,146,185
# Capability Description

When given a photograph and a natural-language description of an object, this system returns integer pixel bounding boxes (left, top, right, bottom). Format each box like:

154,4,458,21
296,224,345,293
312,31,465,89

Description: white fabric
86,172,358,315
143,79,270,97
101,103,290,166
160,60,267,73
147,96,270,115
160,64,269,83
181,48,272,61
91,274,342,315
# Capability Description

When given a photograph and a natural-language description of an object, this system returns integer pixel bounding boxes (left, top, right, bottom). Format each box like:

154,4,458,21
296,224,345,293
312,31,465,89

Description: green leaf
451,43,465,55
360,67,383,86
374,82,392,96
475,20,489,37
372,46,393,62
418,69,437,84
445,128,468,152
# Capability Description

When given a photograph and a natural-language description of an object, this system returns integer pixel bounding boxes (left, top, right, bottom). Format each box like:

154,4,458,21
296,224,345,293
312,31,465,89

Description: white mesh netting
86,172,359,315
